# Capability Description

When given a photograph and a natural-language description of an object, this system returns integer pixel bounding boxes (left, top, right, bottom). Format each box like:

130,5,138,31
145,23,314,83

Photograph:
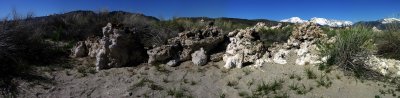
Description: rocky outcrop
71,23,147,70
223,23,268,68
147,24,225,66
191,48,208,66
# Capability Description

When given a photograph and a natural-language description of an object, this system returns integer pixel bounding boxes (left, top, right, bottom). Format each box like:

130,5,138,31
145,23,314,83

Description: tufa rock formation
223,23,268,69
223,22,327,69
71,23,147,70
268,22,326,65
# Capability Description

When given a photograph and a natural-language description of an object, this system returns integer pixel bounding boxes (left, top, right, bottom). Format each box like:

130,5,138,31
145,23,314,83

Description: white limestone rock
191,48,208,66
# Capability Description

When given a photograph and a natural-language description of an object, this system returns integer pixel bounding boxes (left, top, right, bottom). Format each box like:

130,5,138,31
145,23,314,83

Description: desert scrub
318,27,377,78
375,23,400,60
258,26,293,47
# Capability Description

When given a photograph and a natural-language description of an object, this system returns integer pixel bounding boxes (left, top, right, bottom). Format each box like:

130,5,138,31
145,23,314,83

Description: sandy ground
16,53,400,98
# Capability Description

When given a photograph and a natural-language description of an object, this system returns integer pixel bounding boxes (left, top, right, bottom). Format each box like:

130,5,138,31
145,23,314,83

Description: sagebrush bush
318,27,377,77
258,26,293,47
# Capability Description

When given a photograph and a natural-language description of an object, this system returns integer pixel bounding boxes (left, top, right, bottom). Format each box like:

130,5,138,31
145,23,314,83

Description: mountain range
280,17,353,27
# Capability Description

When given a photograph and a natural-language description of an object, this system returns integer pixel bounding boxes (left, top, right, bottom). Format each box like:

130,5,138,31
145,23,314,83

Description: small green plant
254,80,284,96
289,83,299,91
190,81,197,85
76,65,96,77
289,83,312,95
315,74,332,88
219,93,225,98
163,78,169,83
238,91,249,97
297,84,313,95
154,64,171,73
243,68,253,75
132,78,154,88
183,79,189,84
247,79,254,87
227,80,239,87
305,68,317,79
289,73,302,81
289,74,295,79
167,88,190,98
149,84,164,90
274,92,289,98
335,74,341,80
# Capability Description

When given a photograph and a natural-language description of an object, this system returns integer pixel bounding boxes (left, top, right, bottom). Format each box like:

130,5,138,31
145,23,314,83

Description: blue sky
0,0,399,22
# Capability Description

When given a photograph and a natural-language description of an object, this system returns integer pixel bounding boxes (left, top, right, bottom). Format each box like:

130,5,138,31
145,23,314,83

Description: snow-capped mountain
280,17,353,27
309,17,353,27
379,18,400,24
280,17,307,23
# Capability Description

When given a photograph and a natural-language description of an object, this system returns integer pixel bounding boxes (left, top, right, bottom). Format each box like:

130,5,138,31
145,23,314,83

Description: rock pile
268,22,326,65
222,22,328,69
71,23,146,70
223,23,268,68
147,23,225,66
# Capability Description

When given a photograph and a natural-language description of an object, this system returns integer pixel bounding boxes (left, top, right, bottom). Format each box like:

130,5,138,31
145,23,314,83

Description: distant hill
174,17,289,27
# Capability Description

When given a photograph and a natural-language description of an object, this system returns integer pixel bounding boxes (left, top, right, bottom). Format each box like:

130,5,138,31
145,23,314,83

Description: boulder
191,48,208,66
166,60,178,67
